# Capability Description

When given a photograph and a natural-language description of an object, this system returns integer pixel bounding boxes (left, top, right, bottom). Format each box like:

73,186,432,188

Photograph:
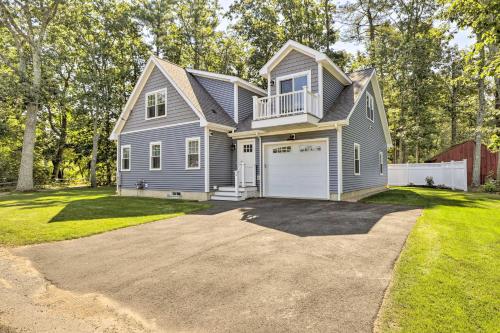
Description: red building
428,140,498,185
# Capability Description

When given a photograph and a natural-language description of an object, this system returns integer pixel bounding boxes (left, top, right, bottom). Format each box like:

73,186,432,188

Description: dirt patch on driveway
11,199,421,332
0,248,158,332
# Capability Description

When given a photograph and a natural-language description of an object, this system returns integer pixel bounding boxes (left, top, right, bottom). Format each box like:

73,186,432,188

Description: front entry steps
210,186,258,201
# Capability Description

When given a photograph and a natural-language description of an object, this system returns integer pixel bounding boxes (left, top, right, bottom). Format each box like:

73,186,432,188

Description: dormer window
145,89,166,119
277,71,311,94
366,92,374,122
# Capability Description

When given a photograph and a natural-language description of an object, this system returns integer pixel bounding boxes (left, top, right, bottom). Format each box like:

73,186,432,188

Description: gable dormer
251,40,351,129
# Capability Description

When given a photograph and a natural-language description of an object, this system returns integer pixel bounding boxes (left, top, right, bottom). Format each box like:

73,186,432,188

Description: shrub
425,176,434,187
482,177,498,193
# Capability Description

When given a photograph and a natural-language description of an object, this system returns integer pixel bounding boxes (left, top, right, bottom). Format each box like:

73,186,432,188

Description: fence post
406,162,410,185
450,160,455,190
463,159,468,192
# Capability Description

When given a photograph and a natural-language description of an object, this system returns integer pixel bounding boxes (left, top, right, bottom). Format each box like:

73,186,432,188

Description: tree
0,0,61,191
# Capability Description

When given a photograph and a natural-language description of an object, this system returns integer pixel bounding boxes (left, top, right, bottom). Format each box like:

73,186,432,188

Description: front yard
0,187,209,246
364,187,500,332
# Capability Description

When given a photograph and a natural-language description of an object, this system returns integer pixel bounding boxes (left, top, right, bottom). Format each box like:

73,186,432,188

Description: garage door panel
264,140,328,199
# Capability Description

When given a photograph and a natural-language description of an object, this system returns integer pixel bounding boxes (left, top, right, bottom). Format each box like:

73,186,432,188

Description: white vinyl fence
388,160,467,191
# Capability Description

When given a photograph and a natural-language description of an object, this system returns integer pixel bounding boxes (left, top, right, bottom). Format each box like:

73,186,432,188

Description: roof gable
259,40,352,85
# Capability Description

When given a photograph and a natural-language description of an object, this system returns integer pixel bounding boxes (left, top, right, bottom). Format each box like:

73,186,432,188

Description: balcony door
277,71,310,115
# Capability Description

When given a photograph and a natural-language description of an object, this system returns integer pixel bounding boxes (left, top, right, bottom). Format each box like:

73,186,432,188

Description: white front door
237,139,256,186
264,139,328,199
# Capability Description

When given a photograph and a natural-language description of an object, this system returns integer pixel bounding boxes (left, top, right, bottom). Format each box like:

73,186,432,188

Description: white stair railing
254,88,321,120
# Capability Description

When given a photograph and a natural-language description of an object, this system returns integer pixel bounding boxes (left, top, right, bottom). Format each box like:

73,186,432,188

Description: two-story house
110,40,392,201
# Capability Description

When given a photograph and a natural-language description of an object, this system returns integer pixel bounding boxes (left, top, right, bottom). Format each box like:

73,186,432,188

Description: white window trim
149,141,162,171
120,145,131,171
145,88,167,120
354,143,361,175
185,137,201,170
379,151,384,175
276,70,312,94
366,92,374,122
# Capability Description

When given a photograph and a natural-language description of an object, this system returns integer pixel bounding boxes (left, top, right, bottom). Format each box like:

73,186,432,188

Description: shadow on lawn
49,196,201,223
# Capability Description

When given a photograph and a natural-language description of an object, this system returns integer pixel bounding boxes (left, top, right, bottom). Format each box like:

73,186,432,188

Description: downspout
258,135,262,198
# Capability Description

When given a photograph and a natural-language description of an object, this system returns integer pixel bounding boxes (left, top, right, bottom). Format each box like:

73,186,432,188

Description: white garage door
264,140,328,199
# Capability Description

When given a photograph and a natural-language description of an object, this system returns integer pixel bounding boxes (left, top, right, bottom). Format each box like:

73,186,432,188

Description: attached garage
263,139,329,199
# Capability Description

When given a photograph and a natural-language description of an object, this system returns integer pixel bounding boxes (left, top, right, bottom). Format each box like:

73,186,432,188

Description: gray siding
342,82,388,193
323,70,344,114
261,130,338,193
210,131,233,187
118,122,205,192
195,76,235,120
122,67,199,133
270,50,318,95
238,86,260,122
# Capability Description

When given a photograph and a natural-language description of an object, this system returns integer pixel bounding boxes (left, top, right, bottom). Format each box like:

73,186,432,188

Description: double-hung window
186,137,200,169
354,143,361,175
121,145,131,171
366,92,374,122
145,89,166,119
379,151,384,175
150,142,161,170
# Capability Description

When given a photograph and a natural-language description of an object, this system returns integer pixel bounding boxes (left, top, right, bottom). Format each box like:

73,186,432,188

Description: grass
363,187,500,333
0,187,210,246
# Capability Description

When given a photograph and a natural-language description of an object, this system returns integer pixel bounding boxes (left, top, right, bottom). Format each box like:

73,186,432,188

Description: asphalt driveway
14,199,420,332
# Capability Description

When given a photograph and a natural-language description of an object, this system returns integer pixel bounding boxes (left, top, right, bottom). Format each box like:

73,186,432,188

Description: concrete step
210,195,244,201
218,186,257,192
213,191,243,197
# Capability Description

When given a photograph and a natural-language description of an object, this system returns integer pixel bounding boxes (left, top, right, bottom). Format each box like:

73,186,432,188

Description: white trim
120,144,131,171
379,151,384,175
318,63,324,118
186,68,266,95
262,138,330,200
258,136,262,197
205,122,235,132
337,127,343,201
354,143,361,175
204,128,209,192
110,58,155,140
233,83,239,123
116,137,120,191
236,138,257,187
149,141,162,171
275,70,312,93
145,88,167,120
259,40,352,85
228,120,347,139
366,91,374,122
267,73,271,96
252,113,319,129
345,70,392,148
151,57,206,122
121,120,200,136
185,137,201,170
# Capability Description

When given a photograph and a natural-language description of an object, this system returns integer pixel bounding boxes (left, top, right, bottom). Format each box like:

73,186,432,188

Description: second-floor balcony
252,87,321,129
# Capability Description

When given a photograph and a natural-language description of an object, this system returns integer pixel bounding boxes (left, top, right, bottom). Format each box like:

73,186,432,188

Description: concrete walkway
13,199,421,332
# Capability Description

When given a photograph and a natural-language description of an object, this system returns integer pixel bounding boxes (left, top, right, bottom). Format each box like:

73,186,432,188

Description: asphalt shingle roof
155,57,236,128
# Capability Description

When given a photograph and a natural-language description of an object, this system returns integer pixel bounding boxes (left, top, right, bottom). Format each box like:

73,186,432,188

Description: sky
217,0,475,54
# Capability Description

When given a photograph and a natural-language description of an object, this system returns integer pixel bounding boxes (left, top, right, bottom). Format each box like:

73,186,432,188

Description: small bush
425,176,434,187
482,177,498,193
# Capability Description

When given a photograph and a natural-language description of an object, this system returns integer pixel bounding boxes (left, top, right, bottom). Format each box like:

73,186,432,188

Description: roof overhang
228,120,348,139
186,68,266,96
258,40,352,86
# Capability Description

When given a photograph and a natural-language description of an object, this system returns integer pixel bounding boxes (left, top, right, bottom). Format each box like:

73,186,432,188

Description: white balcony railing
253,87,321,121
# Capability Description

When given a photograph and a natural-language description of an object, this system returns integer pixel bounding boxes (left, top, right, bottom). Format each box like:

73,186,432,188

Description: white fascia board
317,55,352,85
228,120,345,139
186,68,266,95
203,122,235,133
109,57,156,140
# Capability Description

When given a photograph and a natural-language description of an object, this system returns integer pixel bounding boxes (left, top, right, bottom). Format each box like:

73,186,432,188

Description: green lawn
363,187,500,333
0,187,210,246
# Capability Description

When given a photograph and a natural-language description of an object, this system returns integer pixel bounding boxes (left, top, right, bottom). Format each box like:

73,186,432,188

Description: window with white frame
366,92,374,122
354,143,360,175
186,137,200,169
150,142,161,170
121,145,131,171
379,151,384,175
145,89,166,119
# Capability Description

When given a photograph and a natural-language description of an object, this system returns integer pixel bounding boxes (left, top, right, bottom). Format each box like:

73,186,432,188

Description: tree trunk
16,48,42,191
471,43,486,187
90,115,99,188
